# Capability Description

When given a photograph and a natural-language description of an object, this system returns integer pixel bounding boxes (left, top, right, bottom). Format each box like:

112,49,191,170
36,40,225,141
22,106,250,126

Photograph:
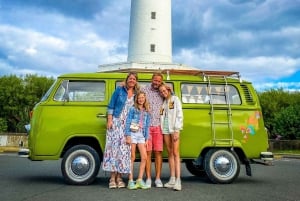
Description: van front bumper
260,151,274,161
18,148,29,158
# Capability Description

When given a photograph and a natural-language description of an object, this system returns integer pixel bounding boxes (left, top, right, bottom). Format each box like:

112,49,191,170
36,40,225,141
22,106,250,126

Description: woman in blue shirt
102,72,140,189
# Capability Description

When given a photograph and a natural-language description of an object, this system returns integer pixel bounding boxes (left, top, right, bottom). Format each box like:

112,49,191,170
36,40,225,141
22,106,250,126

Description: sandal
109,179,117,189
116,178,125,188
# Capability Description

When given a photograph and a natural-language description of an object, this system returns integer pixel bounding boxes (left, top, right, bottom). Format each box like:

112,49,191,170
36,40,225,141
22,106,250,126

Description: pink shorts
146,126,163,152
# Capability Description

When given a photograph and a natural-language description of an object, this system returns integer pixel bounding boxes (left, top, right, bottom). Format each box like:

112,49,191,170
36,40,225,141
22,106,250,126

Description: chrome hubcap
214,155,232,175
71,156,90,176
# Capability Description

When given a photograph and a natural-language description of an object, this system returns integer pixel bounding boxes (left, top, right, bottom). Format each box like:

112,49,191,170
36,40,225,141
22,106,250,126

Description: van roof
109,68,239,77
58,68,248,83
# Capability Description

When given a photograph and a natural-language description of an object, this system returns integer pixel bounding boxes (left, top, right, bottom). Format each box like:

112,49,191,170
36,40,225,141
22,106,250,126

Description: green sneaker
127,180,137,190
136,179,150,189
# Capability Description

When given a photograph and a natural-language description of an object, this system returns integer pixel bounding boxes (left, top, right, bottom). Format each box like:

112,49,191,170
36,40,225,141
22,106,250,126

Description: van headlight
25,124,31,134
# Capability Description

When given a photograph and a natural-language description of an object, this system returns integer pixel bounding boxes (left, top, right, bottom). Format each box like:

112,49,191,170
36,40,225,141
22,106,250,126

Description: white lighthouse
127,0,172,63
98,0,196,72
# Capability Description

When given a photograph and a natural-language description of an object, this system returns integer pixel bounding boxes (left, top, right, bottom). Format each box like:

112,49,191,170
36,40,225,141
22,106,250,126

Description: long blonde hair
159,83,173,99
134,91,150,112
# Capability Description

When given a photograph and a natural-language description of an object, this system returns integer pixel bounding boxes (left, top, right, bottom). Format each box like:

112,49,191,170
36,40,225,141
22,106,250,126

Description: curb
0,146,21,153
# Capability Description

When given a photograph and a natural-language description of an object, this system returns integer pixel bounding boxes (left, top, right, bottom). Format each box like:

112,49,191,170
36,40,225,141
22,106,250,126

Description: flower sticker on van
240,111,261,143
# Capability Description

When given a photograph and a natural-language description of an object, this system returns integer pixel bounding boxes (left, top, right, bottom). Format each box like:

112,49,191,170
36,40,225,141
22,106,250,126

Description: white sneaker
145,179,152,188
173,178,182,191
164,177,176,188
154,179,163,188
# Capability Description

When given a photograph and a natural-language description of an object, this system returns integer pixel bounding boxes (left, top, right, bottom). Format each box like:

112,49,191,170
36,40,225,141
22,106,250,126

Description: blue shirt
107,86,132,118
125,107,150,140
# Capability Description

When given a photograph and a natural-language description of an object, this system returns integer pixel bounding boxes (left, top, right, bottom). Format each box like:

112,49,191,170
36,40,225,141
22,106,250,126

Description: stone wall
0,133,28,148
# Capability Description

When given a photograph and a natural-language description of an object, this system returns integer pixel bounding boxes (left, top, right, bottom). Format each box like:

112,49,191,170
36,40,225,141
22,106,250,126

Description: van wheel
185,160,206,177
204,149,240,184
61,145,100,185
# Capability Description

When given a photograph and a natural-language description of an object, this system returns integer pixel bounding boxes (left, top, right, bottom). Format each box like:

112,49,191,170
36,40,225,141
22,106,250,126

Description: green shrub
273,105,300,140
0,118,8,133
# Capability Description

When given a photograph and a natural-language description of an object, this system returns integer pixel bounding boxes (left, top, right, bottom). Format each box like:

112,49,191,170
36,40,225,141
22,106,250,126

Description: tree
258,89,300,139
0,75,24,132
0,75,54,132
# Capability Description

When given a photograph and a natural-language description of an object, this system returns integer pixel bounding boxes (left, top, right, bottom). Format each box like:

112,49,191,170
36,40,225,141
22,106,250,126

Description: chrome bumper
260,151,274,161
18,148,29,158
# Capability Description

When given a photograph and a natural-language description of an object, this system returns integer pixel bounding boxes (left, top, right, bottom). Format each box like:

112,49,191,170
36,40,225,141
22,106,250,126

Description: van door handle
96,113,107,118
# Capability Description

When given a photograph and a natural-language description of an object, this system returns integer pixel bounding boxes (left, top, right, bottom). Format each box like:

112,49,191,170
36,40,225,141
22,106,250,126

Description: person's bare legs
137,143,147,180
164,135,175,178
132,143,149,189
173,138,181,179
146,127,163,187
146,151,152,180
154,151,162,180
163,134,176,188
109,172,117,189
127,143,137,189
172,133,182,191
129,143,137,181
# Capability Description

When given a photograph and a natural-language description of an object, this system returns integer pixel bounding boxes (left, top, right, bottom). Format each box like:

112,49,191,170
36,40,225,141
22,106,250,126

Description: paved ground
1,154,300,201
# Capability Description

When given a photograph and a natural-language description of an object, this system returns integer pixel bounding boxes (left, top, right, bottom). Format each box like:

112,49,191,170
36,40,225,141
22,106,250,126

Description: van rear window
181,83,241,105
54,80,105,102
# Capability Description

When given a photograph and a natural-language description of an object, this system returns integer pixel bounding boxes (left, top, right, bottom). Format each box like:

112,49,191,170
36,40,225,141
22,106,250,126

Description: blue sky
0,0,299,91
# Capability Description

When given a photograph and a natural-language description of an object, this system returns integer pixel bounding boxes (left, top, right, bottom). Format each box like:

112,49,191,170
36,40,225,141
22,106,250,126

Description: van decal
240,111,261,143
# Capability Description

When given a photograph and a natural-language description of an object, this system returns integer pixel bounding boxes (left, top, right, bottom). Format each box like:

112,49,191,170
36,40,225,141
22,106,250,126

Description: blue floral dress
102,97,133,174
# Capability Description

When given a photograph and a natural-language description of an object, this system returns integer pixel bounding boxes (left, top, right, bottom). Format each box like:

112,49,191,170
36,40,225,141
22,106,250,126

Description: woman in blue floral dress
102,72,140,189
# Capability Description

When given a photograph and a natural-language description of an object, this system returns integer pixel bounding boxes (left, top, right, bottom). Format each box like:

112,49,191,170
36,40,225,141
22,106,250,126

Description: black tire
61,145,100,185
185,160,206,177
204,149,240,184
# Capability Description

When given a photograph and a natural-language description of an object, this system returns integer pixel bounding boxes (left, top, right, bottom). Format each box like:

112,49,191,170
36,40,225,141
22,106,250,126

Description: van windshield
53,80,105,102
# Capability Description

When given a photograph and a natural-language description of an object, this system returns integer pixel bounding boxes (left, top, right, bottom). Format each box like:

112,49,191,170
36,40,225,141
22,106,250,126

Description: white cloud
24,47,37,56
173,49,300,82
0,0,299,91
0,16,127,77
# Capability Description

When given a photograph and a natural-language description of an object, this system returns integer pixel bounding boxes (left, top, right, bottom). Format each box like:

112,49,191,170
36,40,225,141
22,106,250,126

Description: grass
272,150,300,155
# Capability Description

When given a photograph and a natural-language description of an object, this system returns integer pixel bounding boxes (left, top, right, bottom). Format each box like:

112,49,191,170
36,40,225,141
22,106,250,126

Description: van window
41,81,56,102
54,80,105,102
181,83,241,104
114,81,151,89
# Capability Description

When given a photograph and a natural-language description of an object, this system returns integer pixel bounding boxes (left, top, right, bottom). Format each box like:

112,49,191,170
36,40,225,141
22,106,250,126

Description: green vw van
25,68,273,185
